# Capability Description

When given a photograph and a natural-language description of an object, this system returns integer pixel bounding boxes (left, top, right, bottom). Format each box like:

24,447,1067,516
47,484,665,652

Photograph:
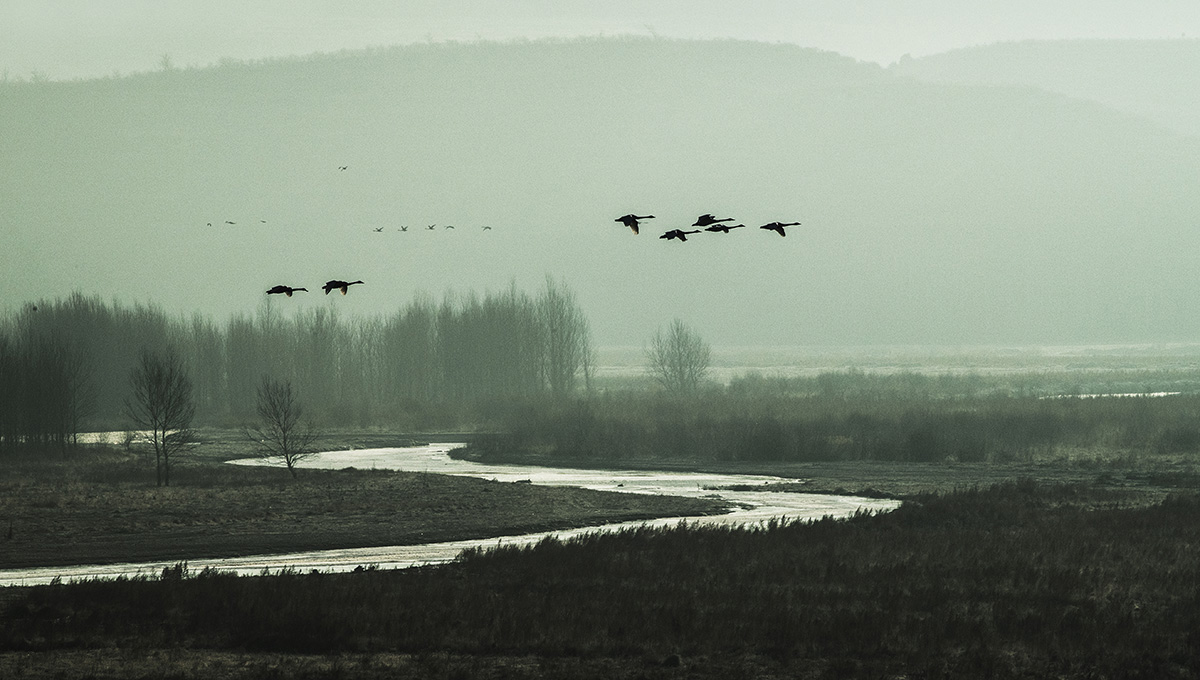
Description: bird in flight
266,285,308,297
225,220,236,225
372,227,384,232
445,225,456,230
338,165,348,171
426,224,437,231
481,225,492,230
704,223,746,234
615,214,654,235
323,280,364,295
660,229,701,242
399,226,409,232
206,222,212,227
759,221,800,237
693,214,733,227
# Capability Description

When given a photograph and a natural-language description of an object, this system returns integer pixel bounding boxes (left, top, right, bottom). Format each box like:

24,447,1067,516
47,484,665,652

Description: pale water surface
0,443,899,586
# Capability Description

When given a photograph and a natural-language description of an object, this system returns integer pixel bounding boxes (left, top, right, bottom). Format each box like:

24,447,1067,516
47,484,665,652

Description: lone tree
247,376,320,478
124,348,196,487
645,319,712,394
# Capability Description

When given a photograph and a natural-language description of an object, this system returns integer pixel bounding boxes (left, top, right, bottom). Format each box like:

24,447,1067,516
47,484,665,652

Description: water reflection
0,444,898,586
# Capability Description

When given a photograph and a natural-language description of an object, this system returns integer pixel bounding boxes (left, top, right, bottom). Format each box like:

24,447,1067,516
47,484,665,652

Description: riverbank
0,434,726,570
3,480,1197,679
452,446,1198,504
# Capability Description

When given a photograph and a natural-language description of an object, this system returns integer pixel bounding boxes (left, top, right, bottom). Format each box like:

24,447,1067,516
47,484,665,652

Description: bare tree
645,319,712,394
246,376,320,478
538,276,594,396
58,343,97,451
124,348,196,487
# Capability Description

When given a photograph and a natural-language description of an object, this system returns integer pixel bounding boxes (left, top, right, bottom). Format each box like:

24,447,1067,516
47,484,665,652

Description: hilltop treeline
0,280,592,449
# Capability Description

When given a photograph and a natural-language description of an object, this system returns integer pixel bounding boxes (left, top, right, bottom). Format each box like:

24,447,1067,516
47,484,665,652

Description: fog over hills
892,39,1200,137
6,1,1200,78
3,38,1199,345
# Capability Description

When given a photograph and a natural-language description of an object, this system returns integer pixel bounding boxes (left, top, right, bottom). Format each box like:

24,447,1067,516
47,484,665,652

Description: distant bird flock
245,166,803,300
618,213,801,240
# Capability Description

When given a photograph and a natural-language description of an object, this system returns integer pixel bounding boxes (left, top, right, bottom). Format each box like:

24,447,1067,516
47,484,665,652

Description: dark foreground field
4,477,1200,678
0,447,726,570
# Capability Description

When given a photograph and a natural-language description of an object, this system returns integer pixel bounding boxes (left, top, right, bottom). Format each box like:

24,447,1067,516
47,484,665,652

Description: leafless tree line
0,278,595,442
0,329,97,454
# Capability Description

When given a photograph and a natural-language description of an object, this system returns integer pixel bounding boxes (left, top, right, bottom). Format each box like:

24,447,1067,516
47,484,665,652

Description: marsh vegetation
3,480,1199,678
6,293,1200,677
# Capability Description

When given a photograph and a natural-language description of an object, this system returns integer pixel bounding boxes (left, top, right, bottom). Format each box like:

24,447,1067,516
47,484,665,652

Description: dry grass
0,434,725,569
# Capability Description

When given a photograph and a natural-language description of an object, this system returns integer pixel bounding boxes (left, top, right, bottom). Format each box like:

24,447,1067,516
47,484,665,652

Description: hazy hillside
892,39,1200,137
3,37,1199,345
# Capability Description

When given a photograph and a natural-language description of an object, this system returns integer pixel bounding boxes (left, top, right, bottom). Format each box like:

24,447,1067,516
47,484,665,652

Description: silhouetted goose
693,214,733,227
323,279,364,295
427,224,437,231
207,222,212,227
705,223,746,234
225,221,236,225
759,221,800,237
445,225,455,229
481,225,492,230
615,214,654,235
372,227,384,232
660,229,701,242
399,226,409,232
338,165,348,171
266,285,308,297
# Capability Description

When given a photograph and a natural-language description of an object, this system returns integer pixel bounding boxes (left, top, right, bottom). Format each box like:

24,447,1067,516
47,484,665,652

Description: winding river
0,444,900,586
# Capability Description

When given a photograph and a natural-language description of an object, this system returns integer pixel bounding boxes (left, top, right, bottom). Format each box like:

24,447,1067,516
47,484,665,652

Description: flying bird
759,221,800,237
399,226,409,232
225,221,236,225
426,224,437,231
704,223,746,234
266,285,308,297
660,229,701,242
444,225,455,229
338,165,348,171
206,222,212,227
323,279,364,295
615,214,654,235
692,214,733,227
372,227,384,232
481,225,492,230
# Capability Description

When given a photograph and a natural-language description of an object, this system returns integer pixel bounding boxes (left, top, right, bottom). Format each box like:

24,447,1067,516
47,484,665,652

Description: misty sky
5,3,1200,347
5,1,1200,79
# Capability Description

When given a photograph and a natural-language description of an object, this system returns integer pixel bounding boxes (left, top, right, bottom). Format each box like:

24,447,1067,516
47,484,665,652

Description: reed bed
3,481,1197,677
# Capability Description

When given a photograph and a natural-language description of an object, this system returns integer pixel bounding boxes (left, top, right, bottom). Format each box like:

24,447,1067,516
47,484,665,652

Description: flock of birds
377,224,494,232
262,211,802,299
266,280,364,297
257,164,801,298
615,214,801,241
